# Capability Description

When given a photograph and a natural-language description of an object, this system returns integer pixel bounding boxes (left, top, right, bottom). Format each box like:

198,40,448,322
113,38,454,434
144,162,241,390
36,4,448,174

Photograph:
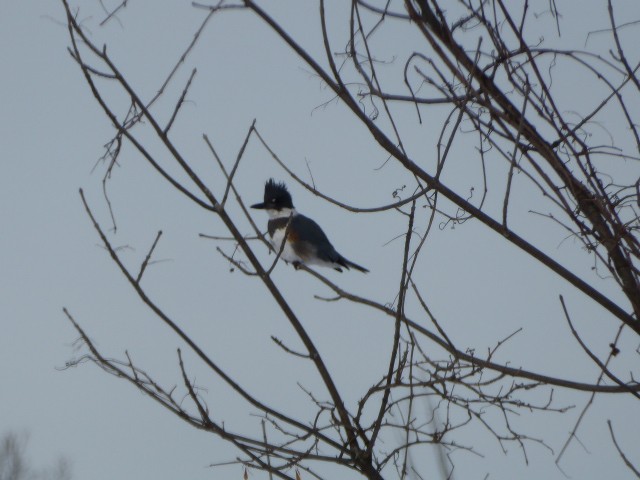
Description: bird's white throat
266,207,297,220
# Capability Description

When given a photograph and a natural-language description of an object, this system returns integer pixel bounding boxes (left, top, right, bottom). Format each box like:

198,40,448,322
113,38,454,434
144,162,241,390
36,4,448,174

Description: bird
251,179,369,273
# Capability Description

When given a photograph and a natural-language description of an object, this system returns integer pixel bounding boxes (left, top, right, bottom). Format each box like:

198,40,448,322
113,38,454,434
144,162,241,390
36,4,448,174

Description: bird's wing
290,214,339,262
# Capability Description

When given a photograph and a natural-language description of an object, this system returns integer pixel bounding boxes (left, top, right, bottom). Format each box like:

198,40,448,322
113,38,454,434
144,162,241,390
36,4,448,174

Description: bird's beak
251,202,266,209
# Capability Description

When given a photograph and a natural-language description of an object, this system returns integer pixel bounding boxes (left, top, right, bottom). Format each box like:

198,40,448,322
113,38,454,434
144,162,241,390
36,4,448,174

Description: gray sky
1,1,639,479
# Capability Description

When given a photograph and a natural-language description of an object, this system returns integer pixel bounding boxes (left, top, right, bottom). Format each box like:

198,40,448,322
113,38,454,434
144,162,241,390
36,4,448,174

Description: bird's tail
338,256,369,273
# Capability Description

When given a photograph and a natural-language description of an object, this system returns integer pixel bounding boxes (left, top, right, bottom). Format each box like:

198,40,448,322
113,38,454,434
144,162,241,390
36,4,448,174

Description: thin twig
136,230,163,283
607,420,640,478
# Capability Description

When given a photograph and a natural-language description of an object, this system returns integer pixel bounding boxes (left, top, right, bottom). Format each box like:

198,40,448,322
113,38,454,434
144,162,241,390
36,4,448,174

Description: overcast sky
1,1,639,479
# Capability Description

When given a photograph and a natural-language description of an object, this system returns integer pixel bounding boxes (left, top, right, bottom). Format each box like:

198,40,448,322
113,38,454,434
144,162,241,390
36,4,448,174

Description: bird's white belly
269,229,303,264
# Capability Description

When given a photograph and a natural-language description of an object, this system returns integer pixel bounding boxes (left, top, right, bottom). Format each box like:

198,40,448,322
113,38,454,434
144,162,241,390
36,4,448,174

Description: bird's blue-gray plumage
268,215,337,263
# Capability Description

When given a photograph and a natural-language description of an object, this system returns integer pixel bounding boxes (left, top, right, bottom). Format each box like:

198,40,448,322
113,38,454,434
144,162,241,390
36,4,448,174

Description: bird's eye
270,198,276,203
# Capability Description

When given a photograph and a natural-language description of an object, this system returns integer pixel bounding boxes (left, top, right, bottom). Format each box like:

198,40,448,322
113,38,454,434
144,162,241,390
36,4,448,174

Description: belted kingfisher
251,179,369,273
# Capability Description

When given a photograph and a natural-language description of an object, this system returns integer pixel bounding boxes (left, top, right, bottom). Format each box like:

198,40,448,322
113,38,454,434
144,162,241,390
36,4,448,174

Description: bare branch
607,420,640,478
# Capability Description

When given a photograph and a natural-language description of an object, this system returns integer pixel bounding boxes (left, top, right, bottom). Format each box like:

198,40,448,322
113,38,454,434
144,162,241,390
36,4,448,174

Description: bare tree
60,1,640,479
0,432,71,480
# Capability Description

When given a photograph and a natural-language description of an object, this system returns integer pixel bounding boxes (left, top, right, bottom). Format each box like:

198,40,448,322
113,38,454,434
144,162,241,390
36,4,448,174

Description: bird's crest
264,178,293,208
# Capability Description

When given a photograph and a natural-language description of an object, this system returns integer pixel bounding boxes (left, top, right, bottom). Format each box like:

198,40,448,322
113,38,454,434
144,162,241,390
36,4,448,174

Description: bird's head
251,178,294,212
